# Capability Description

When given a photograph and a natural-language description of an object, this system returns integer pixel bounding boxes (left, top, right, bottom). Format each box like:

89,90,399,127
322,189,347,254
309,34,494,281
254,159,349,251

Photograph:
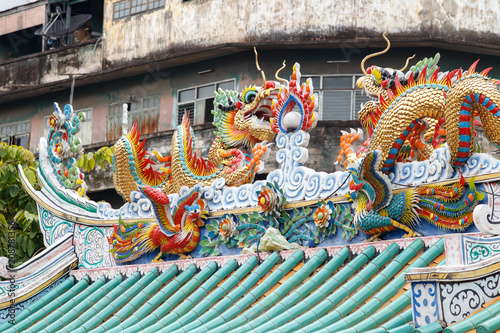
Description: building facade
1,0,500,201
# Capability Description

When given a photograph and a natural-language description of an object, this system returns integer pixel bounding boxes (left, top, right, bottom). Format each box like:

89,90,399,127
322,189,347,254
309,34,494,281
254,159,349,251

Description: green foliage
0,143,44,267
77,146,113,172
199,192,359,257
199,212,267,257
474,141,486,154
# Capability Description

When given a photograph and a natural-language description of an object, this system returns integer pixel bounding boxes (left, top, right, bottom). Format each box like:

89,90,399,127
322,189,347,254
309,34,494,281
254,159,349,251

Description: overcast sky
0,0,43,14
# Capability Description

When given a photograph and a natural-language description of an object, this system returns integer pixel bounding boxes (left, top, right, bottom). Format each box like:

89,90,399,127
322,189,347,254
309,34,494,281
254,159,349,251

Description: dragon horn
360,29,390,75
254,47,267,87
275,60,289,85
399,54,416,72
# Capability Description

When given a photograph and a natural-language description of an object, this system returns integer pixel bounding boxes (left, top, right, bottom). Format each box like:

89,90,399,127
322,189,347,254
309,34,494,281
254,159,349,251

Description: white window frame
304,74,370,121
177,79,236,126
0,120,31,149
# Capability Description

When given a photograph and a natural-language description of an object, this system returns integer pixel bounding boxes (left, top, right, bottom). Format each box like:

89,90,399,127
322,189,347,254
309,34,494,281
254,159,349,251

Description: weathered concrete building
1,0,500,204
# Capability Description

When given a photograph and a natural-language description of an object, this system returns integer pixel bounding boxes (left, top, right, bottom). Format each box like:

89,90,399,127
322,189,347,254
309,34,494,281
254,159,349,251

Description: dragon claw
364,233,382,242
152,252,164,263
403,231,422,238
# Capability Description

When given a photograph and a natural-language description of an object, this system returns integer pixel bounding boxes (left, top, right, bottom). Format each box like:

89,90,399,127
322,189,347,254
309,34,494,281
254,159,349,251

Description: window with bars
177,80,235,126
107,95,160,141
306,75,371,121
113,0,165,20
44,109,93,146
0,121,31,149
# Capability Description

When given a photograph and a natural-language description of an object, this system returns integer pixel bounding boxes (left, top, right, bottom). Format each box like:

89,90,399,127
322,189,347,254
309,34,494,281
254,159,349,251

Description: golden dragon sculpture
334,32,499,239
354,32,500,172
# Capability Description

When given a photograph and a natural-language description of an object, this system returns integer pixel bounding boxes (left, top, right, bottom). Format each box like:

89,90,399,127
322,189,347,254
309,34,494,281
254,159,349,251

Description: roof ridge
70,235,444,281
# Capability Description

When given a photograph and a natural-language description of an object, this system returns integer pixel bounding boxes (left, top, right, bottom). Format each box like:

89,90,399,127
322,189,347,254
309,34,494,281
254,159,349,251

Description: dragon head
355,32,445,137
212,81,278,150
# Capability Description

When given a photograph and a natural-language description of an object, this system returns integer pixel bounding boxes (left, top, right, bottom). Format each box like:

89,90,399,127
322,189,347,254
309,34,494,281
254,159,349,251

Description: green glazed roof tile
193,251,303,332
8,237,472,333
169,252,280,333
39,274,122,333
262,245,386,333
413,321,446,333
319,242,444,332
216,250,328,333
363,308,414,333
477,313,500,333
22,276,106,333
63,272,140,333
189,251,303,333
105,264,195,333
129,262,217,332
295,239,424,332
142,259,237,333
387,323,417,332
442,300,500,333
78,269,160,333
3,276,76,331
309,239,443,333
3,277,88,333
90,266,173,333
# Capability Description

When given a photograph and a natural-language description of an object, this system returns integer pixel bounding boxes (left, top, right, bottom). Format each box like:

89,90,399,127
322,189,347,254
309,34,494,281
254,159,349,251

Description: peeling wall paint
2,0,500,98
103,0,500,65
0,41,102,87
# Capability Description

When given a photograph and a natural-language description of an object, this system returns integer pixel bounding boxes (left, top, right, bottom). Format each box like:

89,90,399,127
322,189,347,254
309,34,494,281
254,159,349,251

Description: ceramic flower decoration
257,182,285,217
313,202,332,229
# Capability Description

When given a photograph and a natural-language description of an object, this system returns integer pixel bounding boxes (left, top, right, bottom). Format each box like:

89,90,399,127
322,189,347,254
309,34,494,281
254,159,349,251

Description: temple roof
0,237,450,333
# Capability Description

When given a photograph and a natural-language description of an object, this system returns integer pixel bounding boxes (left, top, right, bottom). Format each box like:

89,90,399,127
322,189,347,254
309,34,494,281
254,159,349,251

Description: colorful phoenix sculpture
345,150,484,241
108,185,207,262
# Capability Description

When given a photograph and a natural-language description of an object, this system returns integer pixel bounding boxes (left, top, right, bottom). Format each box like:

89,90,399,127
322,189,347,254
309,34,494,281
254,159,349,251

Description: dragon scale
368,84,447,171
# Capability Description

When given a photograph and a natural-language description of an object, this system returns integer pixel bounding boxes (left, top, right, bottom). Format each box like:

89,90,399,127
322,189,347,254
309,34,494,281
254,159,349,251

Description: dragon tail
179,112,219,177
107,218,157,263
415,175,484,230
113,123,168,201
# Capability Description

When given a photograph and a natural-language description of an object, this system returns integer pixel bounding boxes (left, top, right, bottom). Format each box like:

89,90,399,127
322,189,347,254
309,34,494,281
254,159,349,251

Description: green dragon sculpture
113,72,280,200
